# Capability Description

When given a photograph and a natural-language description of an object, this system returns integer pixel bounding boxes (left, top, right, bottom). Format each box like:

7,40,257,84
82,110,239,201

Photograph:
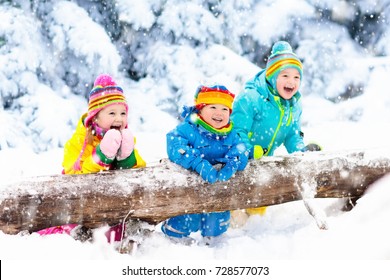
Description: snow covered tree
0,0,389,152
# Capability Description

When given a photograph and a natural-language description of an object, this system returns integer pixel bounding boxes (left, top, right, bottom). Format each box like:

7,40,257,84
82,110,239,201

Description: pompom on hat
265,41,303,89
194,84,235,111
84,74,128,127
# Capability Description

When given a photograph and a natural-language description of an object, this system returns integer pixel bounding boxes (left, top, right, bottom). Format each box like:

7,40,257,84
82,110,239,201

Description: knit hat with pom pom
265,41,303,89
84,74,128,127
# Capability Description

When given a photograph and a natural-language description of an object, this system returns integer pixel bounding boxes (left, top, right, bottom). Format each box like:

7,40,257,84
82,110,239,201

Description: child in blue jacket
230,41,320,221
231,40,310,158
161,85,249,243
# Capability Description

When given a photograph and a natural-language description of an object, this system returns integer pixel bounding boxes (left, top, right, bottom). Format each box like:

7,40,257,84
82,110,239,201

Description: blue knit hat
265,41,303,89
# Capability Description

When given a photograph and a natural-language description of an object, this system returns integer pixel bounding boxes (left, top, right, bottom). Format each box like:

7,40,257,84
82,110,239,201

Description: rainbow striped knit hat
84,74,128,127
194,85,235,110
265,41,303,89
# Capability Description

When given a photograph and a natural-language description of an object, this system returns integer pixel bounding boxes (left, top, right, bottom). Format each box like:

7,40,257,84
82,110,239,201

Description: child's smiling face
276,68,301,100
94,104,128,130
199,104,230,129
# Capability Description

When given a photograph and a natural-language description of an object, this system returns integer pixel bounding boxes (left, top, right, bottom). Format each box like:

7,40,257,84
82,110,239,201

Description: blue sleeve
228,132,249,171
166,122,217,183
284,103,305,153
217,133,249,182
231,89,258,151
166,123,202,170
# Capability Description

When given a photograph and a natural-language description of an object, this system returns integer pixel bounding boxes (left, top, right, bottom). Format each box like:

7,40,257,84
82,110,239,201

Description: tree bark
1,150,390,234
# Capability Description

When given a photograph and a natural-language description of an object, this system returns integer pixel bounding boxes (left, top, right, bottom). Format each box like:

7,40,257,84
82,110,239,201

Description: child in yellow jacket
38,74,145,244
62,74,145,174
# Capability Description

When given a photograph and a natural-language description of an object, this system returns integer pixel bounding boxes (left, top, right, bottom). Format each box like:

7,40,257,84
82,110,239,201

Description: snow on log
1,149,390,234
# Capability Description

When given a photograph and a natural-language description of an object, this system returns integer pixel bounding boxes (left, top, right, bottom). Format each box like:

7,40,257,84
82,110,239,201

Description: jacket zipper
265,96,291,155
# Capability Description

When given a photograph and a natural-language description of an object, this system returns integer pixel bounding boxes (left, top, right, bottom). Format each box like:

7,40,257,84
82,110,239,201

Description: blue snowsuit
231,69,305,157
162,107,248,238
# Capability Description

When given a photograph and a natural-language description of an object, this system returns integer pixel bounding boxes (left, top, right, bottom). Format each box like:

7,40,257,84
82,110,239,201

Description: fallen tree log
1,149,390,234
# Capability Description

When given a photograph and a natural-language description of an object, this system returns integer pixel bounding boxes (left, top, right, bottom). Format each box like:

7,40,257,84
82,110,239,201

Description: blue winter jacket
167,107,248,182
231,69,305,157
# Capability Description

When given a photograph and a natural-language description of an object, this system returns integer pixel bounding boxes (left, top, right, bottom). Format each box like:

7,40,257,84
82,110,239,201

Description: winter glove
252,145,268,159
96,129,122,163
194,159,218,184
217,160,239,182
116,128,135,161
302,142,322,152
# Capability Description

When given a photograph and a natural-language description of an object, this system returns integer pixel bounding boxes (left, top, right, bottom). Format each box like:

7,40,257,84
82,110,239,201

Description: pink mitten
99,129,122,159
117,128,135,161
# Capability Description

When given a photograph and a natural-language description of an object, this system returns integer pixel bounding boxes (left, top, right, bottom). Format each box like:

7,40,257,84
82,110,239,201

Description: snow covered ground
1,116,390,279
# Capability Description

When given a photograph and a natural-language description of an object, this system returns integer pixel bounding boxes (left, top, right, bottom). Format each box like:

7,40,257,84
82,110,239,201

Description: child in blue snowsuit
161,85,249,241
230,41,320,220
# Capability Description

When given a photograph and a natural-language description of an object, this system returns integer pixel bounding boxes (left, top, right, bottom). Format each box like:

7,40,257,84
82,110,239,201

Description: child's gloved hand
117,128,135,161
99,129,122,159
302,143,322,152
253,145,267,159
195,160,218,184
217,160,239,182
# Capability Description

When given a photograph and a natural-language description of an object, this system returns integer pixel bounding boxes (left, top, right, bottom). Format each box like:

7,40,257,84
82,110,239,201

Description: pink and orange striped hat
84,74,128,127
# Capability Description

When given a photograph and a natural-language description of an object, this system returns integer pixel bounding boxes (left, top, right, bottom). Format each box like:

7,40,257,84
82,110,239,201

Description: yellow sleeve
131,137,146,168
62,120,85,174
133,148,146,168
62,115,109,174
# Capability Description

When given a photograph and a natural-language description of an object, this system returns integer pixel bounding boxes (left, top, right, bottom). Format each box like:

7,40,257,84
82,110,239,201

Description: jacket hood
245,69,301,106
180,105,198,120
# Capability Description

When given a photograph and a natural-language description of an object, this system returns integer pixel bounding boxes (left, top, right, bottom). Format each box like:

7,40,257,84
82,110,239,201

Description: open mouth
212,117,223,123
110,125,122,130
284,86,294,93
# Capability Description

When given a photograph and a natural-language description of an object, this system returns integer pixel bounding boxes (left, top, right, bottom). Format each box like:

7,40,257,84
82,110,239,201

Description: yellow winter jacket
62,113,146,174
